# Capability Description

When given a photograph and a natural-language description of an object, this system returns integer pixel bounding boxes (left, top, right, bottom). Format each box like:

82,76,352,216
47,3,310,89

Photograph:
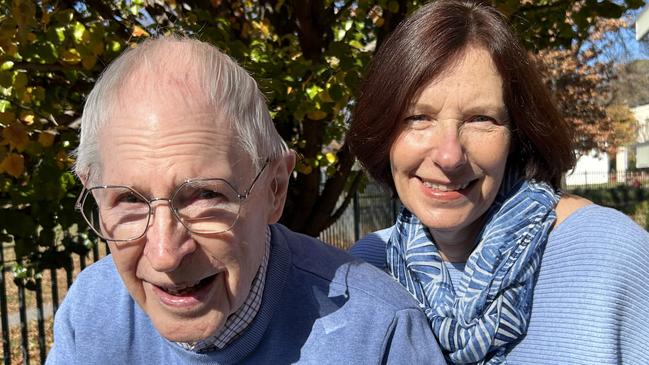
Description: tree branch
324,170,363,228
74,0,133,40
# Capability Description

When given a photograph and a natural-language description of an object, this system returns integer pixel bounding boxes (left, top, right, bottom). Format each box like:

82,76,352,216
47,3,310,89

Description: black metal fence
565,170,649,189
0,242,110,365
319,182,398,250
0,183,396,364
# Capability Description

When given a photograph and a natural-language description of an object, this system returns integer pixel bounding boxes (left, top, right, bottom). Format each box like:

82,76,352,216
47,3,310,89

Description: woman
347,1,649,364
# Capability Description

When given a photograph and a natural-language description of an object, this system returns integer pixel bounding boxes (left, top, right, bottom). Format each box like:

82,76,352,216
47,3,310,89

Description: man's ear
267,150,296,224
78,174,89,187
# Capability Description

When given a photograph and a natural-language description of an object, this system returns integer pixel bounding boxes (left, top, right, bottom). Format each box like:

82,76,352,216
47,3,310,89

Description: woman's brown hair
347,0,575,191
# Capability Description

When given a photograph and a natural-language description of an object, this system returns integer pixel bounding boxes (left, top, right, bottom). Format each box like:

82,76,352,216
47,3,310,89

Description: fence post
35,278,46,363
50,268,59,315
92,243,100,262
353,190,360,242
18,282,30,365
0,247,11,365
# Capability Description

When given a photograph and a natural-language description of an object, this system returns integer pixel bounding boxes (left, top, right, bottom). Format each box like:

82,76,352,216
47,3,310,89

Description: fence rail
565,170,649,189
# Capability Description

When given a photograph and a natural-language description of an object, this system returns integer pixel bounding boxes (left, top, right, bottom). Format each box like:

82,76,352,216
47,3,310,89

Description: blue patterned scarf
387,171,560,364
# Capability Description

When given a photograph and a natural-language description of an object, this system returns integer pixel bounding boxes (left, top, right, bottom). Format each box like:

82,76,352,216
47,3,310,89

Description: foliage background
0,0,645,285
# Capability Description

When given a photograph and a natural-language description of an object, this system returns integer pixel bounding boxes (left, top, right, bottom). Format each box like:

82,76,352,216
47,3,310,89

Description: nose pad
431,125,467,172
143,201,196,273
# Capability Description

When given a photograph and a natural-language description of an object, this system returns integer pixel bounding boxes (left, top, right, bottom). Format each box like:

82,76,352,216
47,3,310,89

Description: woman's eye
404,114,434,129
468,115,499,124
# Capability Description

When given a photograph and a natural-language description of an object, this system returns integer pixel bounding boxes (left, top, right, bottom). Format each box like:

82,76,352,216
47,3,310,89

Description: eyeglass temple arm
242,159,271,199
75,186,88,210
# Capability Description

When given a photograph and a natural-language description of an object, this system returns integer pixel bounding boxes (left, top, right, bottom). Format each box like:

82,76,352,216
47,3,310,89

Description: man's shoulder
67,255,124,300
271,224,420,311
58,255,137,324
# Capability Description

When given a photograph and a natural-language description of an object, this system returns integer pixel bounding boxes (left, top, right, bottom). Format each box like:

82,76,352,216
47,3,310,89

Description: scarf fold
387,171,560,364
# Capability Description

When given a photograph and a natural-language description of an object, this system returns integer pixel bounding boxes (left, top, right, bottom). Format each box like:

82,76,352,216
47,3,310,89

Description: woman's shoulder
525,202,649,362
553,199,648,242
547,201,649,271
348,226,394,269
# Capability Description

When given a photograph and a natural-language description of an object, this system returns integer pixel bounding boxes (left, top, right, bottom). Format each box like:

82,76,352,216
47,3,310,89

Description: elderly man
46,37,444,364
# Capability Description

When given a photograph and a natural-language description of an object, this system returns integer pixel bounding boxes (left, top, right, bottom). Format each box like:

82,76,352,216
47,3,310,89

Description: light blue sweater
47,224,446,364
350,205,649,364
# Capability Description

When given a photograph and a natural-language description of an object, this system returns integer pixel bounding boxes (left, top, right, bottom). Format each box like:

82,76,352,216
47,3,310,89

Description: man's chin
150,312,227,343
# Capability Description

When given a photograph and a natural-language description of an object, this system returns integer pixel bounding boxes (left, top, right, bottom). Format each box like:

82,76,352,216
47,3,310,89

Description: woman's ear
267,150,296,224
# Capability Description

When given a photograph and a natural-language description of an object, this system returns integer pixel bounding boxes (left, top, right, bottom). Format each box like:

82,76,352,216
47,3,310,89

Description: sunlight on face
97,71,274,342
390,45,511,259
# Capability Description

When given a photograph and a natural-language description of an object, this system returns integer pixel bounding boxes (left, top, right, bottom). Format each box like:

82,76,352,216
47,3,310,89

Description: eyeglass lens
81,180,243,241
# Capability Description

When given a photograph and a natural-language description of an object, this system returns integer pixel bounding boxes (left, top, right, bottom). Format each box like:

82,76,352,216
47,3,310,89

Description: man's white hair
74,35,288,180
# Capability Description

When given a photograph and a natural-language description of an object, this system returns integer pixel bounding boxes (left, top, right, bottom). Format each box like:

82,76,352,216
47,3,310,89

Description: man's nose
430,123,467,172
143,202,196,272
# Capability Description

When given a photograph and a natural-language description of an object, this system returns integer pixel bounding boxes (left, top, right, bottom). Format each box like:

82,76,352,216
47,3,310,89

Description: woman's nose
430,123,467,172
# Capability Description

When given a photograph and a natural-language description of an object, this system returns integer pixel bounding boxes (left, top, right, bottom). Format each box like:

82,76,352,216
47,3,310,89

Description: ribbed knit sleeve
506,205,649,365
350,205,649,364
349,227,392,270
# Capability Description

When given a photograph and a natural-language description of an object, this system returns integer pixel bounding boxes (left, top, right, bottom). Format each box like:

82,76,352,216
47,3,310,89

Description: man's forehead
96,111,252,186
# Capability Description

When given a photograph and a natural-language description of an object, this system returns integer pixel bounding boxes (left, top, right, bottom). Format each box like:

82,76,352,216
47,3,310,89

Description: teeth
163,280,202,295
422,180,471,191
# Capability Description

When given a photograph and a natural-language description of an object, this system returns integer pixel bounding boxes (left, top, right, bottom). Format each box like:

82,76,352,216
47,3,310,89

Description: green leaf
348,40,363,50
13,71,28,93
73,22,88,43
306,85,323,100
1,61,14,71
0,71,12,88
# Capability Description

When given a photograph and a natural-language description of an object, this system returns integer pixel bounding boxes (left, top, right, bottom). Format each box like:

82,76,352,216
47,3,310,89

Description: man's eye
119,192,143,204
197,189,223,200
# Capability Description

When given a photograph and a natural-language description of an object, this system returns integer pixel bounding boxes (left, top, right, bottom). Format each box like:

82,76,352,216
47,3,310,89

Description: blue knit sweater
47,224,446,364
350,205,649,364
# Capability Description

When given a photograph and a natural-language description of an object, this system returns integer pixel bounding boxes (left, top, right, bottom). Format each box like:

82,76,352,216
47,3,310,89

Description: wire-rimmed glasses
75,161,269,242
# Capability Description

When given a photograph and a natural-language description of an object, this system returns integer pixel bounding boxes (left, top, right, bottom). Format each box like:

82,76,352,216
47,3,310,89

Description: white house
637,5,649,40
633,104,649,168
565,150,610,186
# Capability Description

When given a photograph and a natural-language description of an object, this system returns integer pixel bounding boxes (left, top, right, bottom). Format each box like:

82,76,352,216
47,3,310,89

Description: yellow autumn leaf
38,131,56,147
325,152,337,164
319,90,333,103
60,48,81,64
307,110,327,120
55,150,74,169
295,162,312,175
2,122,29,152
0,153,25,177
132,25,149,37
20,111,34,125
